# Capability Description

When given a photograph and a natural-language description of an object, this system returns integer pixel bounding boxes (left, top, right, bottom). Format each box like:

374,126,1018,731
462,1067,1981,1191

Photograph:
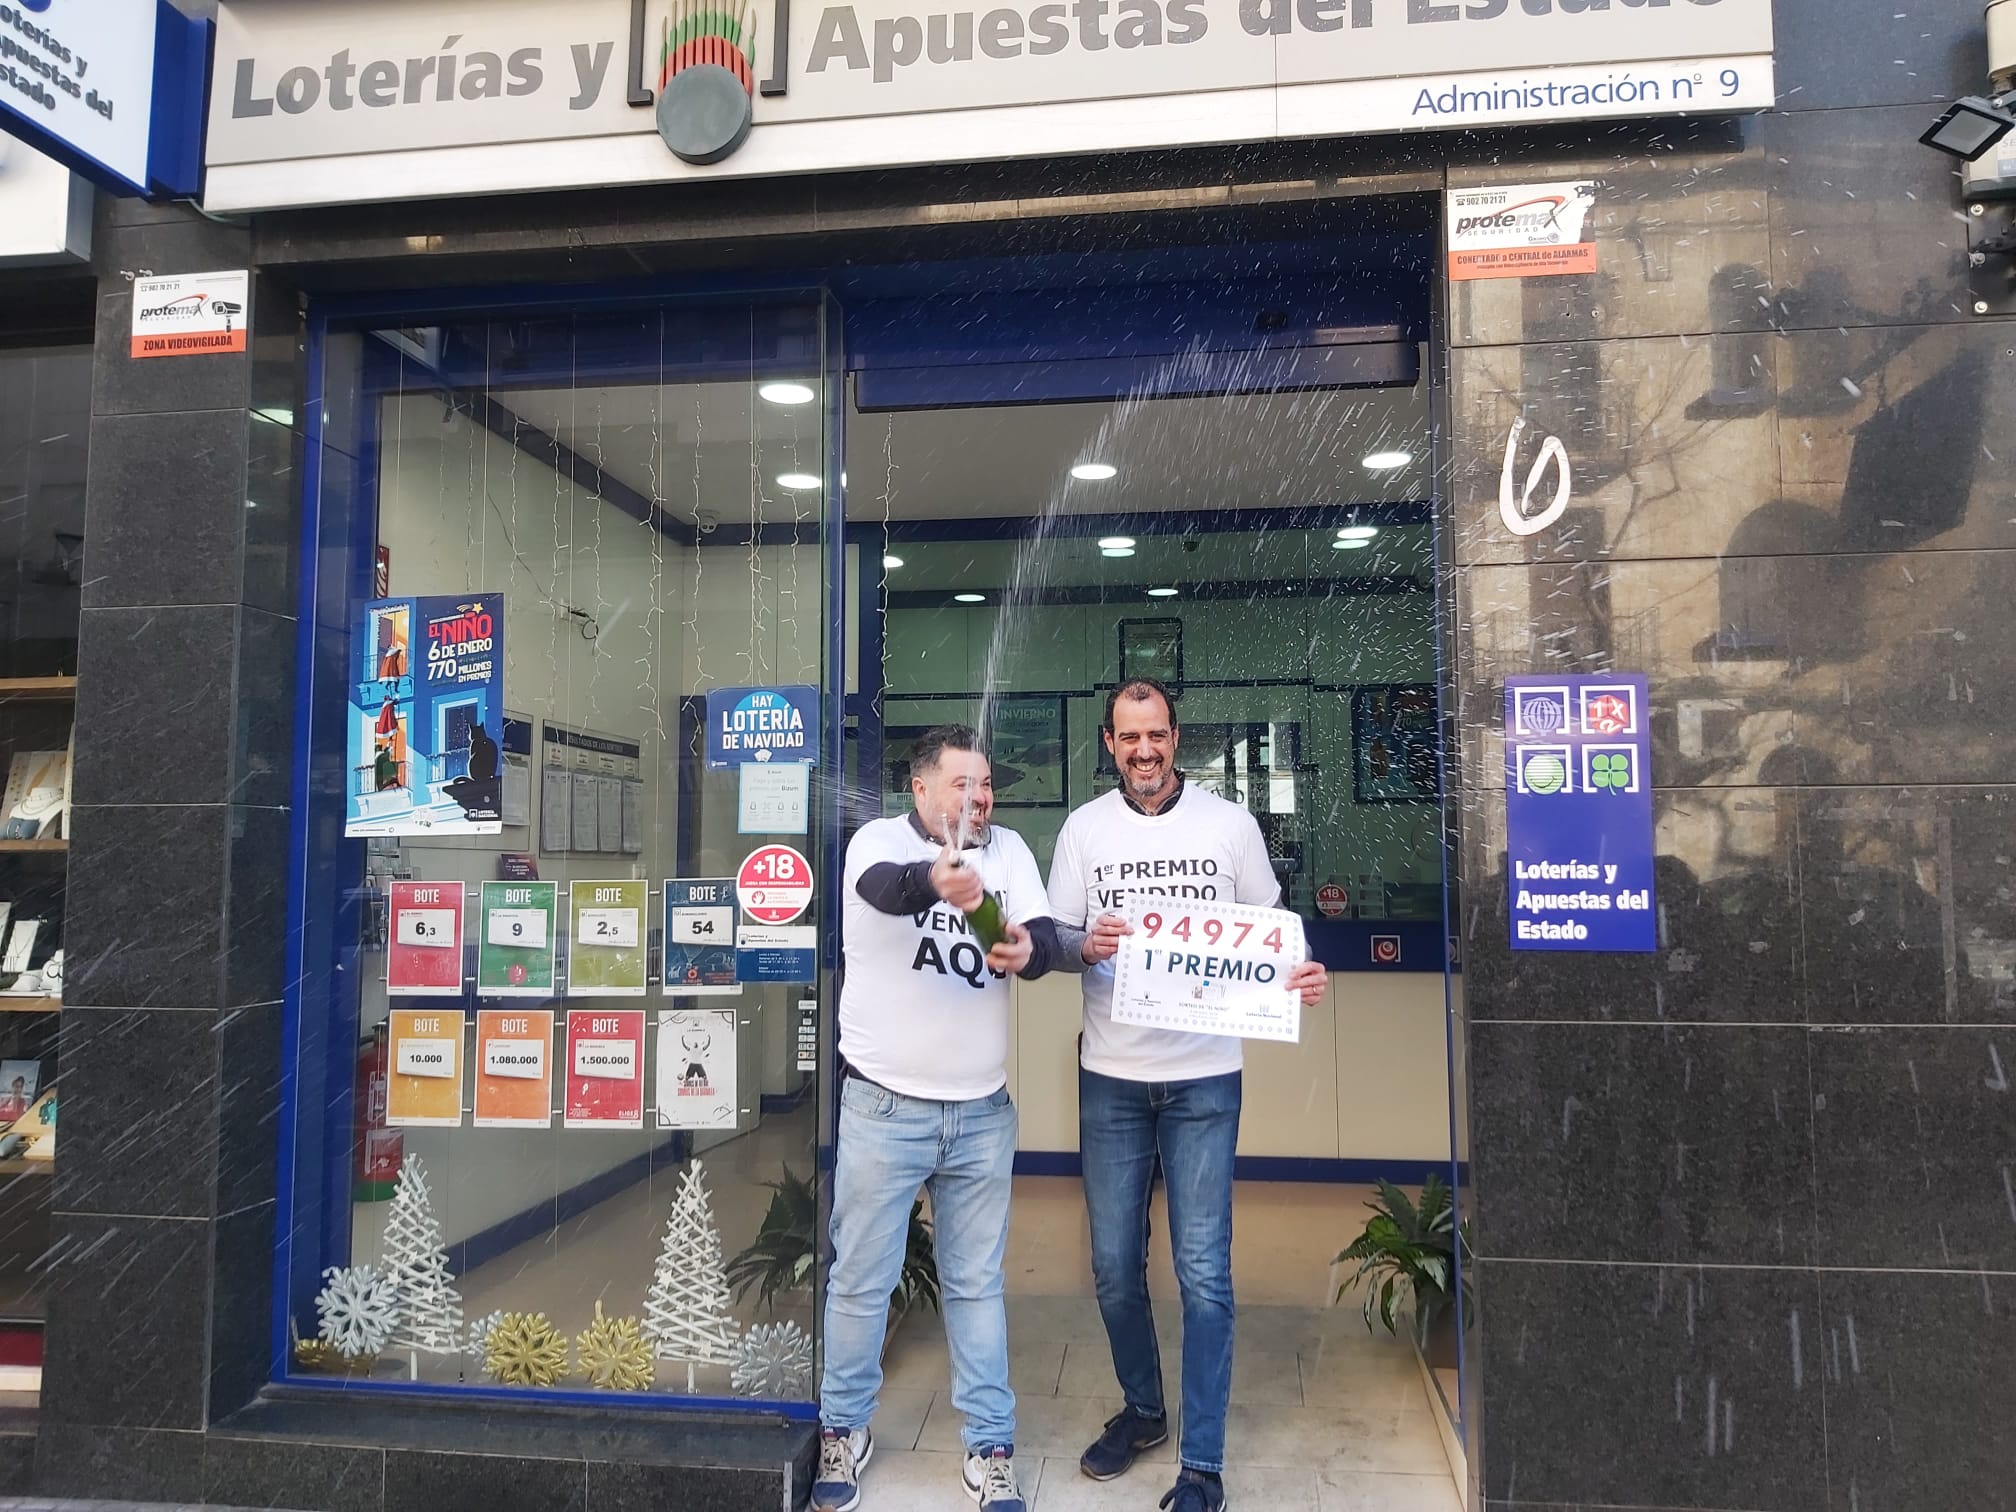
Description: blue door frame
278,227,1452,1416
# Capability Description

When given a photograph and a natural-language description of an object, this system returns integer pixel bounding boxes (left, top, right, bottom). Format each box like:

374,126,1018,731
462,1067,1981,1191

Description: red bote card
388,881,465,996
563,1008,645,1129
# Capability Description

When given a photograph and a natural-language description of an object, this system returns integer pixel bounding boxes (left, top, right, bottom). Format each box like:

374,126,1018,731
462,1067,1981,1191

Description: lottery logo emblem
1511,687,1572,737
1371,935,1402,966
1516,746,1572,796
1584,746,1641,794
508,963,527,986
1579,686,1639,737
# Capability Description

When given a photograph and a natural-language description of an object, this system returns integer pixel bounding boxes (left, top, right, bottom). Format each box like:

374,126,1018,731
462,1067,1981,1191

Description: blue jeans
821,1074,1018,1451
1079,1066,1241,1474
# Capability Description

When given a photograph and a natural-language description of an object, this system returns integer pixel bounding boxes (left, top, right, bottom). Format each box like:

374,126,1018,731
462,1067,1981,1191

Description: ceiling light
1362,450,1413,471
954,592,986,603
775,472,821,490
1102,547,1136,559
1336,525,1380,540
1097,536,1136,550
759,382,817,405
1147,587,1179,598
882,554,904,570
1332,538,1372,551
1072,462,1118,481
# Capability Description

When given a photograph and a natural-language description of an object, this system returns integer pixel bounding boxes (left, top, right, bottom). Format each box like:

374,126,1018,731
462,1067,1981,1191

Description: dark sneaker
1079,1406,1169,1481
811,1426,873,1512
962,1444,1026,1511
1159,1468,1229,1512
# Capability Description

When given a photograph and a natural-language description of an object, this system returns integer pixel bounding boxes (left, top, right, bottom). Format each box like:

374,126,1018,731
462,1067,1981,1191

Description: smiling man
1047,678,1327,1512
814,724,1060,1512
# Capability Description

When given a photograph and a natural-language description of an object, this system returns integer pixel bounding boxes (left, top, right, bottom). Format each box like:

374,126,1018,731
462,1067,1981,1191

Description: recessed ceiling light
1336,525,1380,540
1332,538,1372,551
1097,536,1136,550
1072,462,1118,481
775,472,821,490
759,382,816,405
1102,547,1136,559
883,554,904,569
1147,587,1179,598
954,592,986,603
1362,450,1413,471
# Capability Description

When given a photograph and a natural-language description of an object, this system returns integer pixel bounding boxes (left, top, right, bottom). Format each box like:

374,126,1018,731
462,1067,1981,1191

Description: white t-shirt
839,814,1051,1102
1048,782,1284,1083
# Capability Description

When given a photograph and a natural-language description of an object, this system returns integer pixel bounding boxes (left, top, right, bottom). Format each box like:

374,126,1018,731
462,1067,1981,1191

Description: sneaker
1159,1467,1229,1512
1079,1406,1169,1481
811,1426,874,1512
962,1444,1026,1511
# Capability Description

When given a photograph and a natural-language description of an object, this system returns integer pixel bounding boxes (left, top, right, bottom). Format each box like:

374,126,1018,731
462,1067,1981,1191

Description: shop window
0,343,89,1394
289,304,832,1407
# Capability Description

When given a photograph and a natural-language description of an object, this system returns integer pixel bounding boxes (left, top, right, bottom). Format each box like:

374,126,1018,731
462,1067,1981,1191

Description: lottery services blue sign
706,686,819,769
1503,674,1655,953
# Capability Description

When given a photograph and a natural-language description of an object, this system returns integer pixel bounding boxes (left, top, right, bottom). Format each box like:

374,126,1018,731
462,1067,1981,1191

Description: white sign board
0,138,88,265
656,1008,739,1131
1448,180,1599,282
0,0,162,192
204,0,1773,212
129,270,252,359
1109,894,1305,1043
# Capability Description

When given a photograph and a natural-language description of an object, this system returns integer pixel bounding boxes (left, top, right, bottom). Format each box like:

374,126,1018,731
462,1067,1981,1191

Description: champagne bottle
947,853,1010,952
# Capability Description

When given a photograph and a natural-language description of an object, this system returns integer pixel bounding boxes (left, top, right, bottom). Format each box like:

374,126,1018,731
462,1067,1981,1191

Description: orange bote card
386,1008,464,1127
474,1009,554,1129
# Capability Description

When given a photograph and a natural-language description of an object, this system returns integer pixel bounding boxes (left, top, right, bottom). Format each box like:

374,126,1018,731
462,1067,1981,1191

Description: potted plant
1333,1173,1472,1369
725,1164,941,1340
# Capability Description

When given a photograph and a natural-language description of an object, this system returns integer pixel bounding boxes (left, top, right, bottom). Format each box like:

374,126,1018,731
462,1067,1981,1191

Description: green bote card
477,881,557,997
568,879,648,997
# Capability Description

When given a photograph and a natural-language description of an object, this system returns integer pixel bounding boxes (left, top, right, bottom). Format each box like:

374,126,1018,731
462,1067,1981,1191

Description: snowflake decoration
465,1310,506,1362
731,1321,813,1398
575,1301,655,1392
315,1263,401,1358
483,1311,569,1388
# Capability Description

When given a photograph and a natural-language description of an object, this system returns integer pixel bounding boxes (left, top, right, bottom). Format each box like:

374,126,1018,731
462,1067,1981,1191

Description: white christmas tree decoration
381,1155,465,1377
315,1263,402,1358
642,1160,742,1391
465,1310,506,1363
732,1321,813,1398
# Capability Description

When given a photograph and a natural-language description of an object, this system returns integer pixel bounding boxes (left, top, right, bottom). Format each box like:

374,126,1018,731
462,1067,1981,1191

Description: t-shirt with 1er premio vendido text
1047,782,1286,1083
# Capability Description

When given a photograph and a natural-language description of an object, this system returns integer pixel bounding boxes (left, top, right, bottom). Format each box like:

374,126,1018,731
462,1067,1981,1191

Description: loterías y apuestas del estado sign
204,0,1773,212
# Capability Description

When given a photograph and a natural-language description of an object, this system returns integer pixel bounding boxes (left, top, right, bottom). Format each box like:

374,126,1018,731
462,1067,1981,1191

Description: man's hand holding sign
1092,895,1324,1043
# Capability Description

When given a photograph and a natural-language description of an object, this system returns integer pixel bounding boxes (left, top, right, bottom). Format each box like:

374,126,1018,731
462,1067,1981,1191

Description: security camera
694,509,720,535
210,299,244,335
1922,0,2016,190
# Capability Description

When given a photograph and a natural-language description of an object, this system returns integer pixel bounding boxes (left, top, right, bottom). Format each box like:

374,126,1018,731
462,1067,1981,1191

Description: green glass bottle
949,853,1010,952
965,887,1009,953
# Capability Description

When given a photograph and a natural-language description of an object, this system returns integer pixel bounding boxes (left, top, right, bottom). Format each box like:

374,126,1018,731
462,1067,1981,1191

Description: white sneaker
812,1426,874,1512
963,1445,1026,1511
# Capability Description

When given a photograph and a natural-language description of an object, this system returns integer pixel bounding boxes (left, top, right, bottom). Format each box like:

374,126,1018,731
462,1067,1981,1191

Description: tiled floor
390,1113,1461,1510
859,1180,1461,1511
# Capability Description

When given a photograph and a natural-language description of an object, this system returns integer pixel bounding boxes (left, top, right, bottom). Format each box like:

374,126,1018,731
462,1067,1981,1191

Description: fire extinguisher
353,1020,403,1202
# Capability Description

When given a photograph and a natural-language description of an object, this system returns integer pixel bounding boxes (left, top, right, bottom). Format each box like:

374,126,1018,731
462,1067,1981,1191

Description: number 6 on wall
1498,415,1572,538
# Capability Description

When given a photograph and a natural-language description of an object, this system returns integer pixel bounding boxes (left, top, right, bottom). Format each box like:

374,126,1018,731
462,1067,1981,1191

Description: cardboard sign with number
388,881,465,996
567,880,648,997
1109,895,1306,1044
564,1008,645,1128
736,844,814,925
477,880,557,997
474,1009,554,1128
387,1008,465,1126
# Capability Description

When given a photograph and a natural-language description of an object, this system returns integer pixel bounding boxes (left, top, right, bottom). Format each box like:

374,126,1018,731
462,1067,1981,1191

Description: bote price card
563,1008,645,1129
1108,895,1306,1043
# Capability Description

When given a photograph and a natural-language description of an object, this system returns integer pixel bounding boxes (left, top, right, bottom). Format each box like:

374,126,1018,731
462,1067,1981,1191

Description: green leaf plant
724,1163,941,1317
1333,1173,1474,1340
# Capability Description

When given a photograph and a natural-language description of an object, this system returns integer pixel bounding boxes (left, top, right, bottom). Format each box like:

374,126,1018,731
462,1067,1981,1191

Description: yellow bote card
386,1008,465,1127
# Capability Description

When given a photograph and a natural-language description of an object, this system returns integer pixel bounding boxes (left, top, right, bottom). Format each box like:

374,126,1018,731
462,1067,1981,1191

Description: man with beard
813,725,1060,1512
1047,679,1327,1512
